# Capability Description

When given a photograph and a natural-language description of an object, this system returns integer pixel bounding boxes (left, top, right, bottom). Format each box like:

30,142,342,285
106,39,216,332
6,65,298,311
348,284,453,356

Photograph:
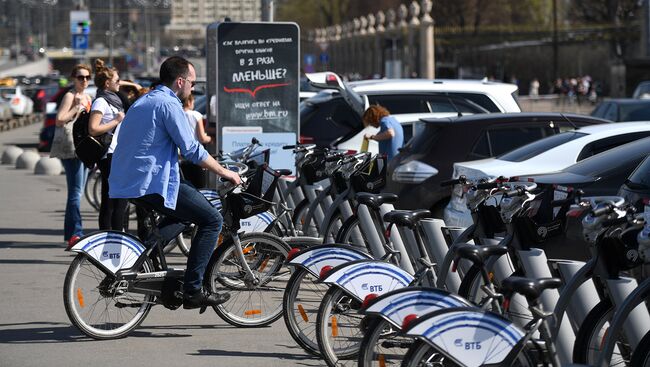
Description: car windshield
619,103,650,121
626,154,650,188
497,131,587,162
566,137,650,177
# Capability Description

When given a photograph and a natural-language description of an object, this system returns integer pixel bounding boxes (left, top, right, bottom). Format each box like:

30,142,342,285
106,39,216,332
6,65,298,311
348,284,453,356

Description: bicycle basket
332,170,348,194
301,151,327,184
350,154,387,194
226,164,279,220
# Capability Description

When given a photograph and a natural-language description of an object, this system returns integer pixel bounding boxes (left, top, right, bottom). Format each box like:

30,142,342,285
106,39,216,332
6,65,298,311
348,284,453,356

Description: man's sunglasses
181,77,196,87
76,75,91,81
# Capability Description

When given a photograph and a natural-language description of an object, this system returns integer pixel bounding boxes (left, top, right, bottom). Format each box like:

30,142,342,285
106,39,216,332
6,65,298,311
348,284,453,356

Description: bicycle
63,162,293,338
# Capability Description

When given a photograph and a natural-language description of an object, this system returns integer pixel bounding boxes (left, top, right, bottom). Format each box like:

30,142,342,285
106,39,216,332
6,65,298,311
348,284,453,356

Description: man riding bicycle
109,56,241,309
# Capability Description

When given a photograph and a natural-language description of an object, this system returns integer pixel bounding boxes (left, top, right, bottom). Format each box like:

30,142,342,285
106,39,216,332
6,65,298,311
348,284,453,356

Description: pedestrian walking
51,64,93,249
363,104,404,161
109,56,241,309
88,59,128,231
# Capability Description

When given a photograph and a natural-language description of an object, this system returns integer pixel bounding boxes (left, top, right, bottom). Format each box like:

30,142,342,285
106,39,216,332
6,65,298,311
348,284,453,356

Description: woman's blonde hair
93,59,117,90
362,105,390,127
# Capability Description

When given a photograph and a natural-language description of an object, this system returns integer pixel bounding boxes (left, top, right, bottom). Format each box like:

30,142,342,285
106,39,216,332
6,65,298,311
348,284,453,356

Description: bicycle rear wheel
357,317,414,367
206,232,290,327
316,287,365,366
63,254,153,339
283,267,330,356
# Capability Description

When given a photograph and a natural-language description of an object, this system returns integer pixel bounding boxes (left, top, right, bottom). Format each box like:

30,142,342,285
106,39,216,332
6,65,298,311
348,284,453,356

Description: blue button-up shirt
109,85,208,209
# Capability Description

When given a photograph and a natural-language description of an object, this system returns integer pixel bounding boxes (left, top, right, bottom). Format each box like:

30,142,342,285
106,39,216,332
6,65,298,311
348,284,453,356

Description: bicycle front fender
288,244,372,277
320,260,414,302
404,307,526,367
69,231,146,276
363,287,471,328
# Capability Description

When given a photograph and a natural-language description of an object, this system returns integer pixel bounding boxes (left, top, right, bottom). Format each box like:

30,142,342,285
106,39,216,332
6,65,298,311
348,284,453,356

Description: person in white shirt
88,59,128,231
182,93,211,144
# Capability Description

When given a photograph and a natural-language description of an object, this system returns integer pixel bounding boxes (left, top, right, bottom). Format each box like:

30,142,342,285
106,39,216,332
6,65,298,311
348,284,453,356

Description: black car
384,113,609,215
519,137,650,260
618,154,650,209
24,84,60,113
591,98,650,122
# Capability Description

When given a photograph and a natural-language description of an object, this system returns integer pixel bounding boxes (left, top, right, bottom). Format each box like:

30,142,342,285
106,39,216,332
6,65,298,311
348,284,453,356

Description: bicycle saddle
454,243,508,266
356,192,398,210
383,209,432,229
500,276,562,301
275,169,293,176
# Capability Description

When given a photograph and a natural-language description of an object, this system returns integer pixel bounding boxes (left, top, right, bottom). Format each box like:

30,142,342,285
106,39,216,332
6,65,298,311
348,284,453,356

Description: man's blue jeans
61,158,87,241
137,181,223,294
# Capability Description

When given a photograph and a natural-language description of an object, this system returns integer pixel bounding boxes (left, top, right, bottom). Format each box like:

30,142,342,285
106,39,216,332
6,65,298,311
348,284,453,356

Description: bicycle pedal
199,306,207,314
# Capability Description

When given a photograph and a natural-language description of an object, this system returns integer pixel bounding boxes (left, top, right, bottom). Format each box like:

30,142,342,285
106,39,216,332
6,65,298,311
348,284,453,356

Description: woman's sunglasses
76,75,91,81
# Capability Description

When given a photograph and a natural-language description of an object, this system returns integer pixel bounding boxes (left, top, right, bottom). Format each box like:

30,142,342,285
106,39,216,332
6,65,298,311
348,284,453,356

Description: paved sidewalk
0,124,321,367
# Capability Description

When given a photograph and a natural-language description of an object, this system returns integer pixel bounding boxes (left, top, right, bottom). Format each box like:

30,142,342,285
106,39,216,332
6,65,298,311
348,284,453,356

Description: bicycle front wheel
316,287,365,366
207,232,290,327
63,254,154,339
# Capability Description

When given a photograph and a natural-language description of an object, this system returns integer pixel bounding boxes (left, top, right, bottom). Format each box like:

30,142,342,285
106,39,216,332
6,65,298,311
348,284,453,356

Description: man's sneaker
183,289,230,310
65,235,81,251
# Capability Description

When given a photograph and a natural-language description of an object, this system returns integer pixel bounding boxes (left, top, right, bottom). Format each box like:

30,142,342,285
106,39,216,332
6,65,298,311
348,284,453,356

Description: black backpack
72,109,91,148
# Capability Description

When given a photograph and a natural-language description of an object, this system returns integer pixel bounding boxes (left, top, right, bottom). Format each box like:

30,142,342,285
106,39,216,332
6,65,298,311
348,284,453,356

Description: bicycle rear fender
69,231,146,276
404,308,526,367
320,260,414,302
363,287,471,328
288,244,371,277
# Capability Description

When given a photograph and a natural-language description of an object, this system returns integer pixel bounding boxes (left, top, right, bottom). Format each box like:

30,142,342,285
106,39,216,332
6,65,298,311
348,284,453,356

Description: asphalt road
0,123,323,367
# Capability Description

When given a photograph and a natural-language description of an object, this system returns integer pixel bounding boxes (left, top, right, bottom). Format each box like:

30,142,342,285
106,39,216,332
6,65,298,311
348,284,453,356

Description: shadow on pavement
0,322,194,343
0,228,62,236
0,322,92,344
0,258,71,265
191,349,319,361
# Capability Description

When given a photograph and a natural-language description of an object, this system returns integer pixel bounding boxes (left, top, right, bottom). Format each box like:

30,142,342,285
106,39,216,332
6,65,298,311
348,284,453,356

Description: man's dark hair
159,56,193,86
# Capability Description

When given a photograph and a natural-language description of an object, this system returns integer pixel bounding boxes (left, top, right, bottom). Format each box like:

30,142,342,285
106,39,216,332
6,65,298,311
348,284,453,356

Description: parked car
384,113,608,216
632,81,650,99
24,84,60,113
300,71,521,148
515,137,650,260
445,121,650,227
590,98,650,122
0,85,34,116
0,95,13,120
38,85,96,152
618,154,650,210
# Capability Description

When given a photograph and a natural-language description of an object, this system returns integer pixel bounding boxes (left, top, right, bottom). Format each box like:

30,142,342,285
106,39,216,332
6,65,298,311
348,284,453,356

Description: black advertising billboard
208,21,299,170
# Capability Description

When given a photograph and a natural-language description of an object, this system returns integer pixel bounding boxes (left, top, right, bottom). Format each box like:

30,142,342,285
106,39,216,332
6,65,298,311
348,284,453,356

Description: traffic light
76,20,90,34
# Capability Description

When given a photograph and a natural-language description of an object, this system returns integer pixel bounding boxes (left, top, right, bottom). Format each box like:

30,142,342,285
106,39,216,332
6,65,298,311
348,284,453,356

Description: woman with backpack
88,59,128,231
51,64,93,250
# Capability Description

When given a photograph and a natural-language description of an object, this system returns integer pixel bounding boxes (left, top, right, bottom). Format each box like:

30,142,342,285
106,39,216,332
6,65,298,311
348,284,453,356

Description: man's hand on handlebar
221,169,242,186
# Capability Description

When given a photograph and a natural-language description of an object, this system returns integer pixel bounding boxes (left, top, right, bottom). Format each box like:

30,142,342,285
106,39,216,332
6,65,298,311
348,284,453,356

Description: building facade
165,0,261,42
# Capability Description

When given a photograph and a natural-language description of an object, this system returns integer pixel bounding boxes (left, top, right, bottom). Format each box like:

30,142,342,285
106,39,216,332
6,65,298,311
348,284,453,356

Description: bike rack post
420,218,462,292
606,276,650,348
519,248,575,365
379,204,415,275
552,259,600,329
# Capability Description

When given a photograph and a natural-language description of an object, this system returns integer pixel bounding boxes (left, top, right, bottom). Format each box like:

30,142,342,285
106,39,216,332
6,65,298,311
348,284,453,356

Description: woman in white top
53,64,93,249
88,59,128,231
183,93,211,144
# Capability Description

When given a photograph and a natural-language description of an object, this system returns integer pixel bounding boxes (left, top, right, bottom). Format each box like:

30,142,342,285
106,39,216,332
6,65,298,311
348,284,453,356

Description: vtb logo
102,251,121,259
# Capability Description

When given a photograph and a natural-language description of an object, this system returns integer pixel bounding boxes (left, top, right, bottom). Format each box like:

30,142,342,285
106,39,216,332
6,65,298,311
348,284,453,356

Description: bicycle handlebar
476,181,500,190
591,204,614,217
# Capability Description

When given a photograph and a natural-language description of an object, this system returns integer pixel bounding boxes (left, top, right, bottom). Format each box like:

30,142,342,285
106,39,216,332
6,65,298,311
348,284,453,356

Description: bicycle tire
84,168,100,211
63,253,154,340
291,198,319,237
401,338,537,367
206,232,290,327
322,209,343,244
357,316,414,367
316,286,365,366
631,330,650,366
282,267,330,356
92,169,102,211
335,215,369,249
573,299,632,365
